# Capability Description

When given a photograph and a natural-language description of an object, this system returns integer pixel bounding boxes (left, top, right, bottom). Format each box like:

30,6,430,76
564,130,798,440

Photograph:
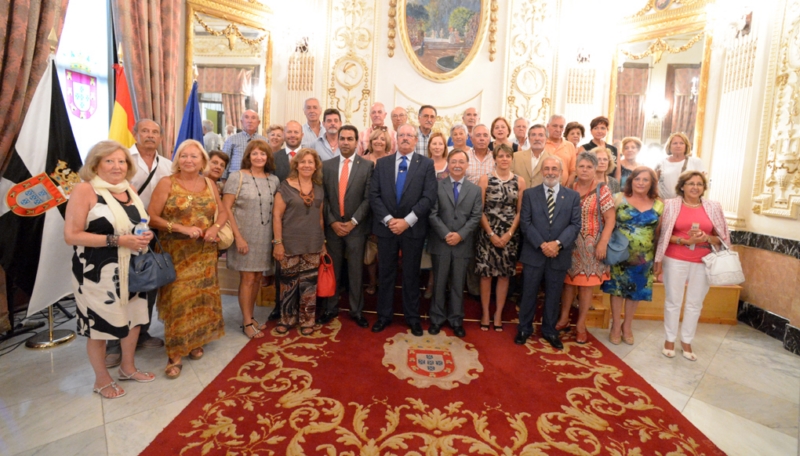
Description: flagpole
25,27,76,349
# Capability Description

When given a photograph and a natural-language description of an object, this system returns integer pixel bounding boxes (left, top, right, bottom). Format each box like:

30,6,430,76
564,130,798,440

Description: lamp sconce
710,3,754,49
576,47,591,65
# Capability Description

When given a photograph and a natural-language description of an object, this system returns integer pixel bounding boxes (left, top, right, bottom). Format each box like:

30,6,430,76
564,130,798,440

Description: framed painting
398,0,489,82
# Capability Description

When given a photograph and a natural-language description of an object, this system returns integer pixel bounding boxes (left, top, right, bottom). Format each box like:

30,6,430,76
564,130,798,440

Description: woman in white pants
654,171,729,361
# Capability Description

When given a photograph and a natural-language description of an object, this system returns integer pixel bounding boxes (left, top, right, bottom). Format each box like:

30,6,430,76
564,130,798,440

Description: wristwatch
555,240,562,249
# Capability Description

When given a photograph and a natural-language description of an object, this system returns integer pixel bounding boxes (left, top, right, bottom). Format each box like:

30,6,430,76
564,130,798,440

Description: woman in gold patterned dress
148,140,228,378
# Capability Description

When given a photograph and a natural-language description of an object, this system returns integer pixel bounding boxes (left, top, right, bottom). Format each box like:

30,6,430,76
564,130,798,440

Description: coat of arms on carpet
383,332,483,389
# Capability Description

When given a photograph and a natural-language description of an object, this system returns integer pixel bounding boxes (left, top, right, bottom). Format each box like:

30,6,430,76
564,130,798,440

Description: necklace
299,180,314,207
494,170,512,182
178,176,203,201
682,198,701,208
250,173,273,225
114,191,131,205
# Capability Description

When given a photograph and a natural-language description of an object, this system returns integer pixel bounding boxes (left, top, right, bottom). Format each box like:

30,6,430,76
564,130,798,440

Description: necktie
339,158,349,217
453,181,460,205
547,187,555,223
396,155,408,205
290,151,296,159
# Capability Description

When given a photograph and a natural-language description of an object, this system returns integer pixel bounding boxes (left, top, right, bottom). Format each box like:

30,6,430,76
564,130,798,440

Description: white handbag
701,240,745,286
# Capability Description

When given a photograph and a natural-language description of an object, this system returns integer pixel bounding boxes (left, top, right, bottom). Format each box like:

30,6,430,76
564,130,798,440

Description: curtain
0,0,69,173
662,64,700,144
614,64,649,140
222,94,245,130
112,0,180,156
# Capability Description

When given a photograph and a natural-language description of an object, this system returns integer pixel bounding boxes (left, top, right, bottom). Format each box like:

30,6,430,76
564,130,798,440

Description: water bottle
134,218,150,236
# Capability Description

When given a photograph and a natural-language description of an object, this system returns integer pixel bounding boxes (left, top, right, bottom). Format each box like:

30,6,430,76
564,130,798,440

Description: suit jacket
369,152,437,239
519,184,581,270
512,148,552,188
428,178,483,258
274,149,291,182
322,154,373,237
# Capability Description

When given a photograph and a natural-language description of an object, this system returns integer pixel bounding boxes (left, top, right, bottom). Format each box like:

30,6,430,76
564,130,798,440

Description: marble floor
1,296,799,456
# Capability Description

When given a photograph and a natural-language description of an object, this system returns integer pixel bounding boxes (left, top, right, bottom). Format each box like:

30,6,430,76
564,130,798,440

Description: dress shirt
530,150,542,172
543,182,560,198
544,139,576,185
285,146,301,159
450,176,466,205
513,136,530,150
301,122,324,149
382,152,419,227
129,144,173,208
203,131,223,152
337,154,360,225
415,129,433,156
314,135,340,161
465,149,495,185
357,126,396,156
222,131,266,178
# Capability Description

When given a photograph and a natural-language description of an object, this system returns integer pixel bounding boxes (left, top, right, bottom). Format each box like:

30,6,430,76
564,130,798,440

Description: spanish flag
108,63,135,147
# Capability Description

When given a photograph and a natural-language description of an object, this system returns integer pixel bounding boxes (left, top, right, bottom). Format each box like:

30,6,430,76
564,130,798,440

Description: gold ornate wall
323,0,378,127
751,0,800,219
503,0,559,123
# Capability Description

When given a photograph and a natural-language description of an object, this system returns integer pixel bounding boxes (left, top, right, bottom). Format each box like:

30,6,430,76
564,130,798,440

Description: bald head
370,102,387,127
241,110,260,135
284,120,303,149
463,107,479,130
391,106,408,130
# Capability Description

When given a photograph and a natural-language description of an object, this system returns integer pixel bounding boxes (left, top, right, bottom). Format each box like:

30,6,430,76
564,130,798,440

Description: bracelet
167,222,173,234
489,232,496,237
676,238,682,246
106,234,119,248
272,239,283,245
214,223,221,229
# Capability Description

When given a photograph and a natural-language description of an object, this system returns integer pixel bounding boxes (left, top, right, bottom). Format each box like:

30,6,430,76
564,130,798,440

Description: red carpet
142,316,723,455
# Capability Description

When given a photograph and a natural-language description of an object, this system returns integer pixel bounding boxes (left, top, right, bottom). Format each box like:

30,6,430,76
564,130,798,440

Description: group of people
65,100,729,400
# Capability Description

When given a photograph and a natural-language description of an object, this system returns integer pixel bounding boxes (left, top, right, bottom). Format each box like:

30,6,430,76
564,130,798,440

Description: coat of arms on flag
65,69,97,119
383,332,483,390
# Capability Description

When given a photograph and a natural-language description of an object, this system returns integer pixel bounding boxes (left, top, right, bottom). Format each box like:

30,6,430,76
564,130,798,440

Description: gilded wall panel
504,0,559,123
752,0,800,219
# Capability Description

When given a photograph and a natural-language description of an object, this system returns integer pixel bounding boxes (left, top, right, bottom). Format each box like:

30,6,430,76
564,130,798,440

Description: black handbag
129,233,176,293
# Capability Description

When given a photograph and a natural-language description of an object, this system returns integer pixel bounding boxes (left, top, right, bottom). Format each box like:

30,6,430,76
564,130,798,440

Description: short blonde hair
171,139,209,174
287,148,323,185
592,147,616,175
266,124,284,135
665,132,692,156
79,140,136,181
621,136,642,151
367,128,393,155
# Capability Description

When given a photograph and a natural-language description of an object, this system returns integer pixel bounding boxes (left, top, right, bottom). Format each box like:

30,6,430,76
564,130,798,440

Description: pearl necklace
682,198,701,208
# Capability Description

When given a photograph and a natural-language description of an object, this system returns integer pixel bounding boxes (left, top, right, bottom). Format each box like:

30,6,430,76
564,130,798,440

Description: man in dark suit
273,120,304,182
516,156,581,349
369,123,438,336
427,149,483,337
268,120,304,321
318,125,374,328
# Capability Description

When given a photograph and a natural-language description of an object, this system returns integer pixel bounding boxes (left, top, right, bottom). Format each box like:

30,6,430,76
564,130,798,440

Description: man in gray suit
516,156,581,349
318,125,374,328
273,120,303,182
427,149,483,337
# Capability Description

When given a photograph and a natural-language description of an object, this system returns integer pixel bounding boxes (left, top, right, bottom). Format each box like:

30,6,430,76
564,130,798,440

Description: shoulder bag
702,239,745,286
129,232,176,293
206,176,237,250
596,183,630,265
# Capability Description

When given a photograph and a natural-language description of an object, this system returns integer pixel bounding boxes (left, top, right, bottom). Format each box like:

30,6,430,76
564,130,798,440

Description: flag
0,59,83,317
172,81,204,158
108,63,136,147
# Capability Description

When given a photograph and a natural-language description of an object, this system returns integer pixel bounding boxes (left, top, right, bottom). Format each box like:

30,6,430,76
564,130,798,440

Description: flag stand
25,305,75,349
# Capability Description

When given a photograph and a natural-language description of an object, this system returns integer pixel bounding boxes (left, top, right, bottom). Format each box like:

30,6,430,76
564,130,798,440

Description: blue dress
602,197,663,301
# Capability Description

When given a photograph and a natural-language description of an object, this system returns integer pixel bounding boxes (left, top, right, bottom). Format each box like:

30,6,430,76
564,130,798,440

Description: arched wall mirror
184,0,273,137
608,0,711,165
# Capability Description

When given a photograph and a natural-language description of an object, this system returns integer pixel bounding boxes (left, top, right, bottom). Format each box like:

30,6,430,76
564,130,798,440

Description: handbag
596,184,630,266
364,237,378,265
317,253,336,297
129,233,176,293
702,240,745,285
205,177,234,250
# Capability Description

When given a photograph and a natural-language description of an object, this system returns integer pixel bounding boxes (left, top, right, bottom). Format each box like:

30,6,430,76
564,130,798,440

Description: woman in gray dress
222,139,279,339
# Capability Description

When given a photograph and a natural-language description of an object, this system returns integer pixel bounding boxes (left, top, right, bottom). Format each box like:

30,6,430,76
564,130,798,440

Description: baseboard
737,300,800,356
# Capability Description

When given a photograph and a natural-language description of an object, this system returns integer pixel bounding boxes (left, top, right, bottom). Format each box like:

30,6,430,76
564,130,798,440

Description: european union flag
172,81,205,158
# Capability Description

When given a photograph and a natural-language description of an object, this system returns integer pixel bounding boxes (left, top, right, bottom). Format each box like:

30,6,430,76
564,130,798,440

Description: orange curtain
614,63,650,140
0,0,69,173
663,65,700,143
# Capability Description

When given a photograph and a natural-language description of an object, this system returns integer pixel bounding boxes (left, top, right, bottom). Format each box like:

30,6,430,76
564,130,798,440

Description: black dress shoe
317,312,337,325
267,308,281,321
514,332,531,345
542,333,564,349
352,315,369,328
372,319,390,333
409,322,424,337
452,326,466,338
428,324,442,335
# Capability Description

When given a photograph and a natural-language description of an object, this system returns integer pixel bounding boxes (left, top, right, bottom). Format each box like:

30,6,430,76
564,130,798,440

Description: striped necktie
547,187,555,223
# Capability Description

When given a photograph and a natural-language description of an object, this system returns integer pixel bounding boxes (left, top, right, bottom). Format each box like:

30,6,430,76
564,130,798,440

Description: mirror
184,0,272,139
608,2,711,163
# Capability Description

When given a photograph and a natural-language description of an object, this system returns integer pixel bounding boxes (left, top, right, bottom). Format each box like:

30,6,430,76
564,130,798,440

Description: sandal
93,381,126,399
575,331,588,344
274,324,291,335
554,321,570,333
365,284,377,295
300,326,315,336
165,361,183,379
252,318,267,331
480,322,490,332
189,347,204,360
118,368,155,383
493,323,504,332
242,322,264,339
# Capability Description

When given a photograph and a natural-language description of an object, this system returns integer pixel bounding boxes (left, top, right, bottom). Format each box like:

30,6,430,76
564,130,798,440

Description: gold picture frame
395,0,491,82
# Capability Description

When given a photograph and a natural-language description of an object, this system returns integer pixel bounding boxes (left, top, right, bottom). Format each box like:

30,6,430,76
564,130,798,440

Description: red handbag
316,253,336,297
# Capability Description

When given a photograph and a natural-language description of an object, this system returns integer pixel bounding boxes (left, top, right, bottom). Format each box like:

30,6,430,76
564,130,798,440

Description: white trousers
662,257,710,344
